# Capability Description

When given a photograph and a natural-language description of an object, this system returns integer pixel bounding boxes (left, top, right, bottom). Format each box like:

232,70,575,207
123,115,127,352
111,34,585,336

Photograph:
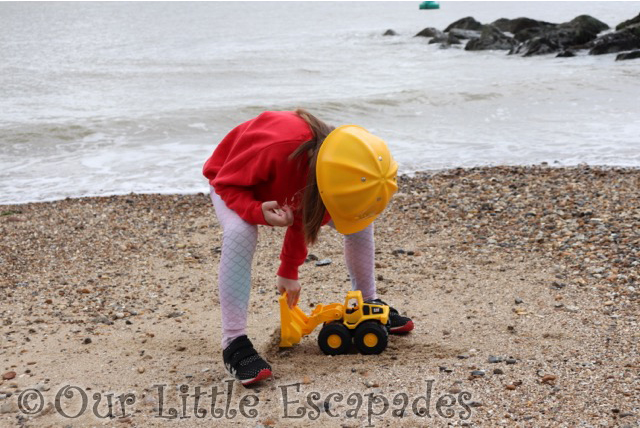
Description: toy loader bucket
279,294,344,348
279,295,311,347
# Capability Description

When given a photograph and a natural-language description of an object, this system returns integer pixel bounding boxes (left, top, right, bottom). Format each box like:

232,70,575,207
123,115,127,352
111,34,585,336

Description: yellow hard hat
316,125,398,235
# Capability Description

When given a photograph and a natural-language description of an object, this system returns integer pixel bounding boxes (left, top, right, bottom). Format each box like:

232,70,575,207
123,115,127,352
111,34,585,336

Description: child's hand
277,276,301,309
262,201,294,227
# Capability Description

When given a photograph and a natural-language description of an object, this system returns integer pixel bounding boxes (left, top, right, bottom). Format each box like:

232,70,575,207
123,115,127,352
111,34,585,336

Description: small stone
2,372,16,380
457,354,470,359
493,368,504,375
167,311,184,318
541,374,556,384
307,254,319,261
506,384,516,390
36,383,50,392
137,367,145,374
83,338,92,344
468,401,483,408
506,358,517,365
488,355,503,363
364,380,379,388
315,259,332,267
471,370,485,377
439,366,453,373
392,249,405,255
302,376,311,385
514,298,523,304
448,386,462,394
176,346,187,352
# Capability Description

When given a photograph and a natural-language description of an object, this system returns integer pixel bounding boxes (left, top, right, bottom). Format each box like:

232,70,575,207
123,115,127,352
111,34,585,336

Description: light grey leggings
211,187,376,348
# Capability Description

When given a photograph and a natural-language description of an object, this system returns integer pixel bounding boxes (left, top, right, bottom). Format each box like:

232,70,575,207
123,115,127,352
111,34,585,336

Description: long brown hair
289,109,335,245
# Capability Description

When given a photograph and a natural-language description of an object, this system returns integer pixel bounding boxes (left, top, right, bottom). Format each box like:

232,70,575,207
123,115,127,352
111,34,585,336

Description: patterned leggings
210,187,377,348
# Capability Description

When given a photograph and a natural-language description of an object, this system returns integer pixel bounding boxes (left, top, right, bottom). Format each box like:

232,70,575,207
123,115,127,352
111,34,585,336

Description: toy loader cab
279,290,390,356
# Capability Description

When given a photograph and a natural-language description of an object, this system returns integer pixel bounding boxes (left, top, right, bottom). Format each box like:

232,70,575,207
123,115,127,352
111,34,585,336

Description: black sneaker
366,299,414,334
223,335,272,386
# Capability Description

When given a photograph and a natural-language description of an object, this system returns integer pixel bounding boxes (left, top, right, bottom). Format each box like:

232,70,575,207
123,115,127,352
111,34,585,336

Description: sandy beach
1,165,639,427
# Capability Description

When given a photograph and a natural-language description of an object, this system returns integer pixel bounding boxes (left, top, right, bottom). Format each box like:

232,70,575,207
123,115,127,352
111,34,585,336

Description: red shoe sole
390,320,414,334
241,368,272,386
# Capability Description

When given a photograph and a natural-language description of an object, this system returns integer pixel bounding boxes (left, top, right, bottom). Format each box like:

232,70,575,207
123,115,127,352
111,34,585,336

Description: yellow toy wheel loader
279,290,390,355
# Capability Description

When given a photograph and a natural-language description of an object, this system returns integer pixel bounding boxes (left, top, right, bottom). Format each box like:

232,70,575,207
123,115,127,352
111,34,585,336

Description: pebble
493,368,504,375
167,311,184,318
541,374,557,384
315,259,332,267
2,372,16,381
471,370,486,377
83,337,92,344
488,355,503,363
364,381,379,388
137,367,145,374
514,297,523,304
457,354,470,359
506,358,517,365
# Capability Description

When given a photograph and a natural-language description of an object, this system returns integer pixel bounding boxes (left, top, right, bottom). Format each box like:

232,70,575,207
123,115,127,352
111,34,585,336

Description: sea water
1,2,639,204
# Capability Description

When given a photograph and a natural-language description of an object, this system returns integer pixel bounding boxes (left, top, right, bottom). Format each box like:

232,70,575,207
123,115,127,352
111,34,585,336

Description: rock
493,368,504,375
512,14,609,56
315,259,332,267
445,17,483,32
471,370,485,377
83,337,92,344
176,346,187,352
541,374,557,384
383,29,397,36
556,50,576,57
36,383,50,392
429,33,463,47
92,315,113,325
167,311,184,318
488,355,503,363
616,50,640,61
415,27,442,38
616,12,640,31
439,366,453,373
492,17,556,37
457,354,470,359
515,297,523,304
465,25,518,51
506,358,517,365
506,384,516,390
364,380,379,388
2,372,16,380
449,28,481,40
137,367,145,374
589,24,640,55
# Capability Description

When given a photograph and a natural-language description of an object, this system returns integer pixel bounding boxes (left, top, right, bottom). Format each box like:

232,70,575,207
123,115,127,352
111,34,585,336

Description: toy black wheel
318,322,351,355
353,321,388,355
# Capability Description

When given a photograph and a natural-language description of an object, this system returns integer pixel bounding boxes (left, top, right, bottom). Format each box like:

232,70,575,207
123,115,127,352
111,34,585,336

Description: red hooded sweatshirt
203,111,331,280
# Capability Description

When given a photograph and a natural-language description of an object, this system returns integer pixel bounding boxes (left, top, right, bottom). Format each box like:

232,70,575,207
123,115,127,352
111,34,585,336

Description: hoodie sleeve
211,147,275,226
277,217,308,280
